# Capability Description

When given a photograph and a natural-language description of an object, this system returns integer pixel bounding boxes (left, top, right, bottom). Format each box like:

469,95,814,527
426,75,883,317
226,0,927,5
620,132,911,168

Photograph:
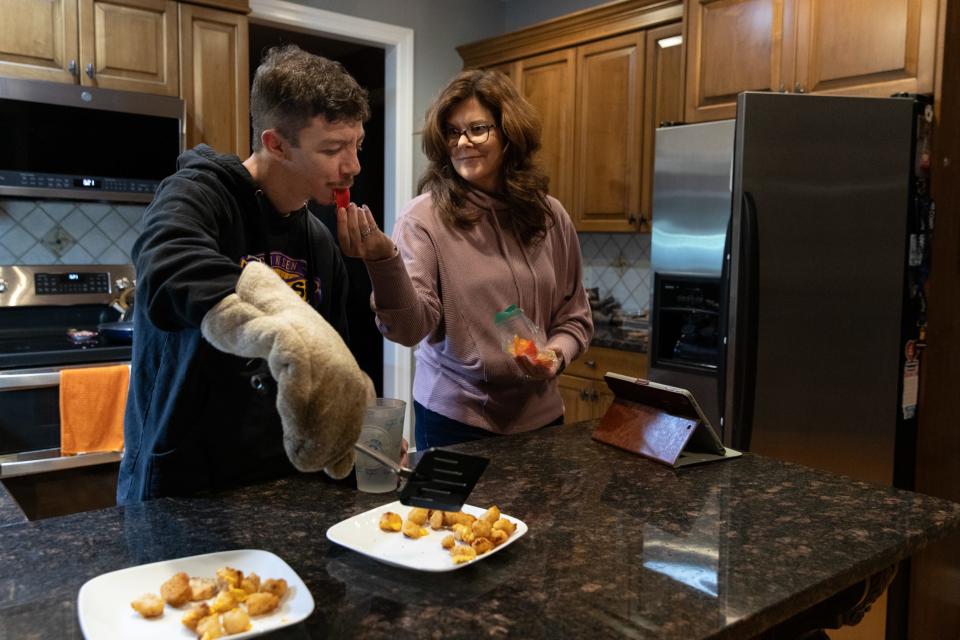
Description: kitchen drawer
566,345,647,382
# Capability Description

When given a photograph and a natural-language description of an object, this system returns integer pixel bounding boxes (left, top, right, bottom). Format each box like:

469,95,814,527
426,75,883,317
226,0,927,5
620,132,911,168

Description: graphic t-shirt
239,207,322,306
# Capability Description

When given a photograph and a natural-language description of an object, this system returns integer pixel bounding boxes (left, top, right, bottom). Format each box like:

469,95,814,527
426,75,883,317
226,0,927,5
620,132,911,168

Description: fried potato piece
402,519,428,539
407,507,429,525
260,578,287,600
493,518,516,535
228,587,250,603
450,544,477,564
160,571,192,607
239,573,260,594
490,528,509,546
452,523,474,543
246,591,280,616
130,593,164,618
216,567,243,591
429,510,445,530
379,512,402,532
222,607,252,634
481,505,501,524
196,613,224,639
471,537,494,555
441,534,456,550
210,589,237,614
442,511,475,527
471,519,493,539
181,602,210,631
189,577,217,601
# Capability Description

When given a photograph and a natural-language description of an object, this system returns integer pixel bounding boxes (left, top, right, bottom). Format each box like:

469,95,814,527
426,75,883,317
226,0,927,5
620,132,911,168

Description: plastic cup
355,398,406,493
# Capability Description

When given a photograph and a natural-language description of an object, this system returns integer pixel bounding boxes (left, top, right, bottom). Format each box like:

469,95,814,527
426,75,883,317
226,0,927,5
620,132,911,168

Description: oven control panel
35,271,110,295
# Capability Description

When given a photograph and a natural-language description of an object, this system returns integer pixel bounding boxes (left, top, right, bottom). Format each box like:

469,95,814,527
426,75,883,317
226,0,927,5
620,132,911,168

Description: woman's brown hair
418,69,554,245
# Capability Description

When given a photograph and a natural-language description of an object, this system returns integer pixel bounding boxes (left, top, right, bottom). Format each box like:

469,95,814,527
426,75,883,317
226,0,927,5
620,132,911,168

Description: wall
503,0,612,32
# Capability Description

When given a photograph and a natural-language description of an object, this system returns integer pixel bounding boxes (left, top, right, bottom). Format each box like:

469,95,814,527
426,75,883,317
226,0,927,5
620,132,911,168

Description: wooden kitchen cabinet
560,345,649,423
179,2,249,155
684,0,942,123
458,0,684,233
0,0,179,95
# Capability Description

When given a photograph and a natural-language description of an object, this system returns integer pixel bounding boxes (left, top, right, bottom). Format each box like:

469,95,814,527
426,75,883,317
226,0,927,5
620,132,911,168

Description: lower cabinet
559,345,648,423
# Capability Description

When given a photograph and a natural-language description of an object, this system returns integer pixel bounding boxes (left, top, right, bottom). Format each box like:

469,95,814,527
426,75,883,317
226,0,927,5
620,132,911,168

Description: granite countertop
0,481,26,527
1,422,958,639
591,325,648,353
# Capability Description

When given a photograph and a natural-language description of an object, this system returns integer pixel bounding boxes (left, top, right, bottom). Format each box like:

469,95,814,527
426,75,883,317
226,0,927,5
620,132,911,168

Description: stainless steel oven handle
0,451,122,478
0,363,131,391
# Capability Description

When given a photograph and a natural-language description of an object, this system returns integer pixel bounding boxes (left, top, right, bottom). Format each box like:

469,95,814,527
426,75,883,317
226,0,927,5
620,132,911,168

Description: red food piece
511,335,539,358
334,188,350,209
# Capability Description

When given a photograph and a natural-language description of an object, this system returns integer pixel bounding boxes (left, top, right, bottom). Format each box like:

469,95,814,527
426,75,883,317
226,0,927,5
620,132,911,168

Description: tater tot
379,512,402,532
407,507,429,525
481,505,501,524
490,529,509,546
471,519,493,539
441,534,456,549
222,607,252,634
429,510,444,530
260,578,287,600
493,518,516,535
239,573,260,594
402,519,428,539
181,602,210,630
196,613,224,639
471,537,494,555
160,571,192,607
210,589,237,613
216,567,243,591
245,592,280,616
451,523,475,543
450,544,477,564
131,593,165,618
189,577,218,601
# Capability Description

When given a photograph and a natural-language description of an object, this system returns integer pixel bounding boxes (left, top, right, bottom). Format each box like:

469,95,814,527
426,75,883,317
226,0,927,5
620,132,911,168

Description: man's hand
337,203,395,261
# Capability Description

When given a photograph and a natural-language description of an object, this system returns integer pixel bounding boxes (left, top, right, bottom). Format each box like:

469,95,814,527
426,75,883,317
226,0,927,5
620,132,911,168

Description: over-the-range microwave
0,76,184,203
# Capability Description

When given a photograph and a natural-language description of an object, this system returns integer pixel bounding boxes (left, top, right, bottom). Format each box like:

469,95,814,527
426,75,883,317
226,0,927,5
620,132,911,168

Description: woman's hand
337,203,395,261
515,348,563,380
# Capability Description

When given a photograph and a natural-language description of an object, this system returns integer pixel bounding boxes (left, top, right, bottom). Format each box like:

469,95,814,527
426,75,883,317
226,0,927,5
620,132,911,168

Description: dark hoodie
117,145,351,504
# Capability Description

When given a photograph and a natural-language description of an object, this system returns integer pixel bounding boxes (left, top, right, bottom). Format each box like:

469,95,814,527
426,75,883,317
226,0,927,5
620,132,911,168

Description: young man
117,45,373,504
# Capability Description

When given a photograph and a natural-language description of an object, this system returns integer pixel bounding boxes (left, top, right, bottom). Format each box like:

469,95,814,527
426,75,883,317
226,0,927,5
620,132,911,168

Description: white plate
77,549,314,639
326,500,527,572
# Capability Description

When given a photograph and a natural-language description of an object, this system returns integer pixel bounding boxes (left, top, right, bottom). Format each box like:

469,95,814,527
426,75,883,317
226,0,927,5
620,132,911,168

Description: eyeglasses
444,123,496,146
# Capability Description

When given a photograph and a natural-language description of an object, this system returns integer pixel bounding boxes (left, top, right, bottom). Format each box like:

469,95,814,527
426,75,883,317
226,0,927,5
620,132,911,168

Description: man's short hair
250,44,371,151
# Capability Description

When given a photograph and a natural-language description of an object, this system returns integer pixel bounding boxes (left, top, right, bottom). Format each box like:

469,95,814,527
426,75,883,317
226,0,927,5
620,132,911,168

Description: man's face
284,115,364,205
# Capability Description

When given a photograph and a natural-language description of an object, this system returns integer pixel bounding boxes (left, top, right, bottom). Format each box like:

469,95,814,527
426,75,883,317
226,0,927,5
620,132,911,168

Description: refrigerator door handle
731,190,760,450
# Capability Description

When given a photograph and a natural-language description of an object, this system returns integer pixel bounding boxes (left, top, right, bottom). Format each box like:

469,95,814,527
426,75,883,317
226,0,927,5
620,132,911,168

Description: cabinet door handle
628,214,637,225
86,63,95,79
794,82,805,94
585,360,597,368
68,59,78,76
778,83,786,93
579,389,589,400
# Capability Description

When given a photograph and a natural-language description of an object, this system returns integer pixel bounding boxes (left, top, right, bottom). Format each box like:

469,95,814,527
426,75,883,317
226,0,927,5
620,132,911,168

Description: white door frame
249,0,415,419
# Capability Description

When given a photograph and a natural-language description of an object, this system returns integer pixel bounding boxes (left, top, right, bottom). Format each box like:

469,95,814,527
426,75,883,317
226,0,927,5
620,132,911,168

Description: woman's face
445,97,505,193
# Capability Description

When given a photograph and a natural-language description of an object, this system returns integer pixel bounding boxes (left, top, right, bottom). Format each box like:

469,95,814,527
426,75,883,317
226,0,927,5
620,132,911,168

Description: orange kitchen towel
59,365,129,455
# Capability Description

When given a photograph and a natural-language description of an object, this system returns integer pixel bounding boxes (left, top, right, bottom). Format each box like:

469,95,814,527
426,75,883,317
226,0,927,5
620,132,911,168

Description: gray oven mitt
200,261,373,478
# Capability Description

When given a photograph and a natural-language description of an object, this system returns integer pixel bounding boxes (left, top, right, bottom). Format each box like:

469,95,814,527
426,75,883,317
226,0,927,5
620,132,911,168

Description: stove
0,264,135,496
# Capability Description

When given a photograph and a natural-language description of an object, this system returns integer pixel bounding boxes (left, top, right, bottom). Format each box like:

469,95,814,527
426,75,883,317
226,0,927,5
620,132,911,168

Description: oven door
0,363,127,478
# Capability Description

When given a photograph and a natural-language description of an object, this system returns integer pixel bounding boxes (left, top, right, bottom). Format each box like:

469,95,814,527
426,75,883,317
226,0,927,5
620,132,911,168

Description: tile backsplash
0,197,652,314
579,232,652,314
0,198,145,265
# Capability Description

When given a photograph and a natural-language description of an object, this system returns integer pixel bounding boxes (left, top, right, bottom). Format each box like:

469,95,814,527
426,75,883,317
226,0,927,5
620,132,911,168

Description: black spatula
354,444,489,512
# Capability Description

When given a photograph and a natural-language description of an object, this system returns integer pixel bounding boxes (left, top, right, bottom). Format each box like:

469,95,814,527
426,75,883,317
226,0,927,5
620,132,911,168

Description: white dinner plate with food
77,549,313,639
326,500,527,572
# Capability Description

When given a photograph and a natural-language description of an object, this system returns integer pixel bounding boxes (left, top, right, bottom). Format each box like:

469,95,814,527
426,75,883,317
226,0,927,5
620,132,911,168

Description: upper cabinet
0,0,248,156
0,0,179,95
684,0,942,122
458,0,684,233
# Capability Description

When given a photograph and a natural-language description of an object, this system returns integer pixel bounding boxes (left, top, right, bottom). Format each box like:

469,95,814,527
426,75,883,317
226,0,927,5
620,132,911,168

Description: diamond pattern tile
0,197,145,266
579,231,653,314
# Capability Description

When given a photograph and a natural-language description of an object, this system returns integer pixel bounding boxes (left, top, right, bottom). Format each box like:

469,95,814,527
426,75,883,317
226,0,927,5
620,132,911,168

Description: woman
338,69,593,449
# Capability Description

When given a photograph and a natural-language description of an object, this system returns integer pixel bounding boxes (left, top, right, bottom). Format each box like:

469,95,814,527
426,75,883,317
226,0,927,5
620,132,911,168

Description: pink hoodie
365,190,593,433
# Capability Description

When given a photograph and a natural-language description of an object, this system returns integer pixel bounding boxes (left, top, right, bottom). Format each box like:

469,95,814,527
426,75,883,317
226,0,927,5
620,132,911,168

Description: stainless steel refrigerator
651,91,932,487
650,91,934,638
